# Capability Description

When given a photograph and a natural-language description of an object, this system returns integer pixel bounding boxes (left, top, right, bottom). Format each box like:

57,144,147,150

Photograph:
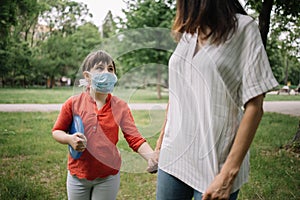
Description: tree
34,22,101,88
115,0,176,99
246,0,299,47
0,0,38,86
267,31,300,85
39,0,91,36
101,11,117,38
0,0,95,87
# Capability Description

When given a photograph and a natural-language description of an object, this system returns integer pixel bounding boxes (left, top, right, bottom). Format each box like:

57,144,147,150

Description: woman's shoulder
234,14,262,43
176,31,196,45
236,14,257,29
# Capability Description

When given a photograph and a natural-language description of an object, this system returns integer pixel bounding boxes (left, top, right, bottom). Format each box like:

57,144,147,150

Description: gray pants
67,171,120,200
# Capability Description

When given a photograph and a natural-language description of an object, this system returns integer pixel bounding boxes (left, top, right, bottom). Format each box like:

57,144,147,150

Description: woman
52,50,155,200
153,0,278,199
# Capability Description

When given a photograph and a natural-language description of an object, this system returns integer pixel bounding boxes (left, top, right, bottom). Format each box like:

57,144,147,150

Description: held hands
69,133,87,152
146,150,159,173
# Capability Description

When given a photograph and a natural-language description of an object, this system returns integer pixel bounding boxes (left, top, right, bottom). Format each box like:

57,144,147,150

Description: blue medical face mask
88,72,118,94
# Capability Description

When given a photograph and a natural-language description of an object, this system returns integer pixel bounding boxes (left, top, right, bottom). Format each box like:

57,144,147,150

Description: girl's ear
83,71,92,86
83,71,90,79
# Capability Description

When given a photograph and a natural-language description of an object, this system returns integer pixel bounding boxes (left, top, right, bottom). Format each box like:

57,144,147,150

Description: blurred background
0,0,299,94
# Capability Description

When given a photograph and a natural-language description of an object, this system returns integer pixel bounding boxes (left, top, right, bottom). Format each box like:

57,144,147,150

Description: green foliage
1,40,34,87
0,0,18,40
0,0,96,88
266,33,300,85
1,0,299,89
102,11,117,38
40,0,90,35
121,0,175,29
0,0,39,86
32,22,101,88
246,0,300,20
113,0,176,96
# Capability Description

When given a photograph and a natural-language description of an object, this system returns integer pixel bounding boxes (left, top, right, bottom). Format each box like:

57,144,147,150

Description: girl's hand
146,150,159,173
69,133,87,152
202,173,233,200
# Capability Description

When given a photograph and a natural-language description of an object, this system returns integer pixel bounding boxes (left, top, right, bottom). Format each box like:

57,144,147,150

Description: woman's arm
203,94,264,200
146,103,169,173
155,102,169,151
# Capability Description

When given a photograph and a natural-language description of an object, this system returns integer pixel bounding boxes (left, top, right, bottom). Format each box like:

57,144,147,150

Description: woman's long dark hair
172,0,248,45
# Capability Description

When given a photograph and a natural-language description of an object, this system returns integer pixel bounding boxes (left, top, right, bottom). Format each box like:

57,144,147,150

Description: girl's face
83,61,115,80
89,61,115,74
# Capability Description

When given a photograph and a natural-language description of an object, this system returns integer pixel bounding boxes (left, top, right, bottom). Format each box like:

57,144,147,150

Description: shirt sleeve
239,21,279,107
119,105,146,152
52,97,73,132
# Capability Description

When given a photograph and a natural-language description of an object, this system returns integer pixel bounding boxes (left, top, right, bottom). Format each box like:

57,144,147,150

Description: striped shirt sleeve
239,21,278,106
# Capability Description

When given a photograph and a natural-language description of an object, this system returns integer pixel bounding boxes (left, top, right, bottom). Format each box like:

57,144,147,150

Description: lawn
0,111,299,200
0,87,169,104
0,88,299,104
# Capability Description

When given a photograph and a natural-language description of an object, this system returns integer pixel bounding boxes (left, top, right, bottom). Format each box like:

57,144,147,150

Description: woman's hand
202,173,233,200
69,133,87,152
203,95,264,200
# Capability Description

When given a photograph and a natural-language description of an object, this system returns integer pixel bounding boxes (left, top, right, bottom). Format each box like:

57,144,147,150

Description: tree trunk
258,0,274,47
156,65,162,99
284,120,300,154
284,53,289,85
292,120,300,143
47,76,55,88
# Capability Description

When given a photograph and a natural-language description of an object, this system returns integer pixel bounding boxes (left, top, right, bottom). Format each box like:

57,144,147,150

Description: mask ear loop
78,79,88,87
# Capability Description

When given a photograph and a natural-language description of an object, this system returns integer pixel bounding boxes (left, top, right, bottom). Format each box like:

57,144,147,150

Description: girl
52,50,155,200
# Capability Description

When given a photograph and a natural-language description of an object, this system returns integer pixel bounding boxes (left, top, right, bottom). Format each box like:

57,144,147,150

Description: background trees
0,0,97,88
0,0,299,88
114,0,176,99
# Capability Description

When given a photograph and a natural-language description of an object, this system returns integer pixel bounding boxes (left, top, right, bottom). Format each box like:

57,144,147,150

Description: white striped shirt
159,14,278,193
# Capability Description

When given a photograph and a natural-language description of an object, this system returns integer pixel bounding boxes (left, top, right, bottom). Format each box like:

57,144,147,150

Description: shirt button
93,126,96,130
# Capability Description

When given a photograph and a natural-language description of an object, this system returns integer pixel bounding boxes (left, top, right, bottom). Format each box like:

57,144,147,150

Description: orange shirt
52,92,146,180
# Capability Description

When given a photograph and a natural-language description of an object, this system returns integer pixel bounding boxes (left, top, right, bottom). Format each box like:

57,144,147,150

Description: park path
0,101,299,117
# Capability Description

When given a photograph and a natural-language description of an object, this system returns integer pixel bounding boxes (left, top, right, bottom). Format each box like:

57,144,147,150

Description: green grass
264,93,300,101
1,88,300,104
0,88,169,104
0,88,74,103
0,111,299,199
238,113,300,199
